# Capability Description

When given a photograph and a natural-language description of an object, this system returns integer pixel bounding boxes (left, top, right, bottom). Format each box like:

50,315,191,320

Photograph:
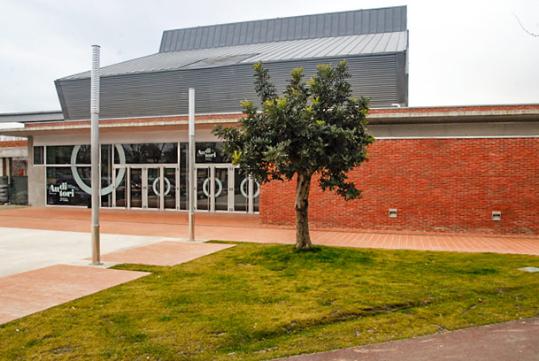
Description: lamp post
188,88,195,241
90,45,101,264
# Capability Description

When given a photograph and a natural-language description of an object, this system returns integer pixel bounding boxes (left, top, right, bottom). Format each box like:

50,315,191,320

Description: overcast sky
1,0,538,112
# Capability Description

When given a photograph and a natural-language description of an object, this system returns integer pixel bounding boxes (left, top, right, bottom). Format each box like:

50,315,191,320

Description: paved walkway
100,241,234,266
0,264,149,325
1,207,538,255
274,317,539,361
0,226,236,325
0,227,162,276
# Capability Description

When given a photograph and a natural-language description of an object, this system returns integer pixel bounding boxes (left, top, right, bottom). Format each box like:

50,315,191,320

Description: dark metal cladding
159,6,406,52
57,54,407,120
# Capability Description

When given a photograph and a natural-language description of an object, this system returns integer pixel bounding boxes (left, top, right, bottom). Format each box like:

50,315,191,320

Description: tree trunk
295,172,312,250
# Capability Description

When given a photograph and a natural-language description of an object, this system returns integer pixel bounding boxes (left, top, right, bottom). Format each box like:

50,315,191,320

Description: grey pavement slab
0,227,166,276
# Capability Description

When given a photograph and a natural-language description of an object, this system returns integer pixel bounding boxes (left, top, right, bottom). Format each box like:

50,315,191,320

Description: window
33,146,44,165
195,142,228,163
46,167,89,206
45,144,114,206
46,145,74,165
115,143,178,164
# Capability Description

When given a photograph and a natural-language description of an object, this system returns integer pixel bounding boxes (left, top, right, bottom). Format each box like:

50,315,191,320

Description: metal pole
248,176,254,214
90,45,101,264
188,88,195,241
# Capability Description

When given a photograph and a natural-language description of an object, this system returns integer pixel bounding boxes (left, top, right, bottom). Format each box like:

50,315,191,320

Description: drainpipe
90,45,102,265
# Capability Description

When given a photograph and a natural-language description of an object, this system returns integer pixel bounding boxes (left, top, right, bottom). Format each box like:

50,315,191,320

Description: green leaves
213,61,374,200
253,62,277,102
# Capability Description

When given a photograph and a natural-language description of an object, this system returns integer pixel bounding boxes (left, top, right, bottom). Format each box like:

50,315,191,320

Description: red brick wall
260,138,539,234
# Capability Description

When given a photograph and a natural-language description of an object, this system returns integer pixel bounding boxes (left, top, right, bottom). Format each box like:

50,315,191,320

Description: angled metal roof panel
62,31,407,80
159,6,406,52
57,53,407,120
0,111,64,123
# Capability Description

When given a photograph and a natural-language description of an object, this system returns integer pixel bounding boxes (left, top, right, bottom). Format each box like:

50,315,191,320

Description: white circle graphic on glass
152,177,171,196
202,178,223,198
70,144,126,196
240,178,260,198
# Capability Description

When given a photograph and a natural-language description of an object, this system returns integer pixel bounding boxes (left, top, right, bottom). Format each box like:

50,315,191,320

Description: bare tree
514,14,539,37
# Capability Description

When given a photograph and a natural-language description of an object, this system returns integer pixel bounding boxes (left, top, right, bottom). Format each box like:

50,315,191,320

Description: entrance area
195,165,259,213
112,165,179,210
112,164,259,213
42,142,259,214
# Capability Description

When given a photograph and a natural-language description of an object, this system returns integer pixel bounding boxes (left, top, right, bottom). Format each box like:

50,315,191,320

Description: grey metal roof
160,6,406,52
0,111,64,123
55,6,408,120
61,31,407,80
57,53,408,120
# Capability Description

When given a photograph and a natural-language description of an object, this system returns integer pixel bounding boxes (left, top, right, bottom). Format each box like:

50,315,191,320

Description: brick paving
273,317,539,361
100,241,234,266
0,264,149,325
0,239,235,325
0,207,538,255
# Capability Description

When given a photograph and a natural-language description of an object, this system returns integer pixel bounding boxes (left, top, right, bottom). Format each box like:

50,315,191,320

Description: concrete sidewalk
274,318,539,361
1,207,538,255
0,227,162,276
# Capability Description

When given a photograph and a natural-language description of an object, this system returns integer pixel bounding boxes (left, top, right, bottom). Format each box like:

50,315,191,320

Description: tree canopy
214,60,374,249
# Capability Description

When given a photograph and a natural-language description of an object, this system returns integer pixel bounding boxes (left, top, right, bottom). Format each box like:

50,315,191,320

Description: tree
514,14,539,37
214,61,374,250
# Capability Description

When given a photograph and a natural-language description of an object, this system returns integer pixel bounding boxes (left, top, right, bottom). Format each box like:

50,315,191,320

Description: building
1,6,538,234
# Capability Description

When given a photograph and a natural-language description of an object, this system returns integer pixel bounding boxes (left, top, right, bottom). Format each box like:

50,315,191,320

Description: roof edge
160,6,407,52
0,110,64,124
0,110,63,116
161,5,407,35
2,104,539,135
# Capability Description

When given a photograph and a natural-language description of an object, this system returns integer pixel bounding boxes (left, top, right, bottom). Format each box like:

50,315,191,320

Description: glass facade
47,167,89,206
195,142,229,163
43,142,259,213
115,143,177,164
45,144,114,207
46,145,74,165
33,146,44,165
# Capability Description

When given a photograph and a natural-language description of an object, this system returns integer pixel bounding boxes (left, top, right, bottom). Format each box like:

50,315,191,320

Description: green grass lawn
1,242,538,361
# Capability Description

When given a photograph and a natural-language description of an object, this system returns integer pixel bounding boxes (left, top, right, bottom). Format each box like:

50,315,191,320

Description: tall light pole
90,45,101,264
188,88,195,241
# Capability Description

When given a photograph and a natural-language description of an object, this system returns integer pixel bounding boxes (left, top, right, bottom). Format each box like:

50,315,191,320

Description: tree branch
514,14,539,37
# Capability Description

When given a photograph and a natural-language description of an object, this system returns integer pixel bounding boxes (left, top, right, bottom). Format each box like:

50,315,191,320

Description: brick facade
260,138,539,235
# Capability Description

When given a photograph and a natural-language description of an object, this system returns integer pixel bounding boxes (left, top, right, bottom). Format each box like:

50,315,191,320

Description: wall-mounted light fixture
388,208,398,218
492,211,502,221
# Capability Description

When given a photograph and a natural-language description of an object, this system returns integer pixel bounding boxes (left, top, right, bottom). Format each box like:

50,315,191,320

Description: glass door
113,167,127,207
196,167,210,211
113,165,179,210
195,165,233,212
163,167,178,210
147,167,160,209
234,168,248,212
214,166,229,211
129,167,143,208
233,168,260,213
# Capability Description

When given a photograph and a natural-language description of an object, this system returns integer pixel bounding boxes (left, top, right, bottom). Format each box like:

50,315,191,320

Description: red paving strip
273,317,539,361
101,241,234,266
0,265,149,325
0,207,538,255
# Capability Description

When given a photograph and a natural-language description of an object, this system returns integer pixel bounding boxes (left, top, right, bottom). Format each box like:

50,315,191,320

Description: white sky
0,0,538,112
